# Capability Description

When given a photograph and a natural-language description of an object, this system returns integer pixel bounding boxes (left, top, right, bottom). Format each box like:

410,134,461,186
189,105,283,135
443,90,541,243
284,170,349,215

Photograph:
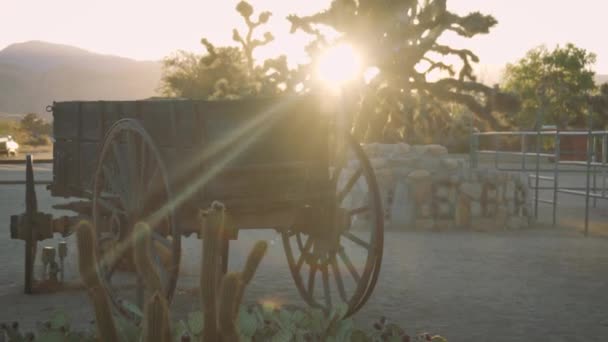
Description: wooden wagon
10,95,384,318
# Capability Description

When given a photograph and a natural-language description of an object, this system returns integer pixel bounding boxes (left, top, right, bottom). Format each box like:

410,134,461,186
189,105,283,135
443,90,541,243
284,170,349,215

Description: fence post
521,135,527,172
592,134,598,208
534,113,542,220
469,109,477,169
602,133,607,200
552,130,560,226
584,106,593,236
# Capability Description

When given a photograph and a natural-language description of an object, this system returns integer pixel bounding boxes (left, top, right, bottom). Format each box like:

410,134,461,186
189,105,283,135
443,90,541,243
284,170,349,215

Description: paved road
1,163,608,341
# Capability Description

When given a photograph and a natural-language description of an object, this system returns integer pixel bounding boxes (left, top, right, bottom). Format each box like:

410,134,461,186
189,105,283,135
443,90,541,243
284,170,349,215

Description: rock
455,194,472,228
502,180,516,200
437,203,452,217
415,218,435,230
408,169,432,202
408,169,431,180
418,157,441,171
346,160,361,170
390,181,415,227
435,185,450,199
459,182,482,200
427,144,448,157
362,143,380,157
440,158,459,170
495,205,509,228
369,158,390,169
350,143,531,232
470,218,501,231
411,145,428,154
471,201,482,217
506,216,528,230
395,143,411,156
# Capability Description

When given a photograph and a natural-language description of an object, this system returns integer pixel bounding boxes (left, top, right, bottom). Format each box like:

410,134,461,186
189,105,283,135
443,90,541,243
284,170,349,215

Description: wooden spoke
330,255,348,302
337,167,363,203
125,131,140,206
99,237,131,280
295,237,313,272
151,231,171,249
342,231,371,250
307,264,317,298
144,165,161,203
321,264,332,308
152,248,168,288
330,152,347,184
111,142,130,191
349,206,369,216
96,196,125,215
138,139,147,188
102,165,127,208
338,248,361,283
136,275,144,308
296,233,305,250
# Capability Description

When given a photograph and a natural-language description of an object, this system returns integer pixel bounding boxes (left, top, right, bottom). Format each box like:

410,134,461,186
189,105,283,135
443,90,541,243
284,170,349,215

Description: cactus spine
75,221,120,342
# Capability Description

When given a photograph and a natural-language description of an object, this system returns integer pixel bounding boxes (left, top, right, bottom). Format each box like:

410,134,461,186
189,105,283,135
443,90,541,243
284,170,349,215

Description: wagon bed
51,96,330,218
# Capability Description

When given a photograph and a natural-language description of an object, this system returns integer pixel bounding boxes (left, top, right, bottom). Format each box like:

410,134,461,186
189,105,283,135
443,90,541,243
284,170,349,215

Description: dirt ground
1,156,607,341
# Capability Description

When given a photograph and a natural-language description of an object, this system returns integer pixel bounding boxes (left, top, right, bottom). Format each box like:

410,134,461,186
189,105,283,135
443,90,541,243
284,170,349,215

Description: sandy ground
0,157,607,341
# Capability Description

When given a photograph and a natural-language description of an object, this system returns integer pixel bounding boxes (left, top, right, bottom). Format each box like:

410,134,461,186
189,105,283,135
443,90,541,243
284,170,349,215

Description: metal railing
470,129,608,235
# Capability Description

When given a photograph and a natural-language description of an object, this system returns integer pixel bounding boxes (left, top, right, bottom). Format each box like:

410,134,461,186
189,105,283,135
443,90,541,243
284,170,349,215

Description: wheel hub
292,205,351,257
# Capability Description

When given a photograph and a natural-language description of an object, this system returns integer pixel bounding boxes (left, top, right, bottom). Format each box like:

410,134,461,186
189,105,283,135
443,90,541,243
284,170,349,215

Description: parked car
0,135,19,156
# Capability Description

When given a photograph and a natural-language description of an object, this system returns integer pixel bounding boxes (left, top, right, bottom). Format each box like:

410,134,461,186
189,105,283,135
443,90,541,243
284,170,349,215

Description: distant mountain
0,41,605,120
0,41,162,119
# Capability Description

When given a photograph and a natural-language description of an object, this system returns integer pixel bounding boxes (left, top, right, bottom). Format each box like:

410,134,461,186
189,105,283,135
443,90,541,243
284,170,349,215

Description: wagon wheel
92,119,180,320
282,134,383,317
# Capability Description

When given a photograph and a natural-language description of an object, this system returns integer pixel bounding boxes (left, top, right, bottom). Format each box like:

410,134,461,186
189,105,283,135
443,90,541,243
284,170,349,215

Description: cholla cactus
199,202,268,342
142,291,171,342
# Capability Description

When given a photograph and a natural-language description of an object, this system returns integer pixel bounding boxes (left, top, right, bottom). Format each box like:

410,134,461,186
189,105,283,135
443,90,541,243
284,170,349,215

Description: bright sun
316,43,362,88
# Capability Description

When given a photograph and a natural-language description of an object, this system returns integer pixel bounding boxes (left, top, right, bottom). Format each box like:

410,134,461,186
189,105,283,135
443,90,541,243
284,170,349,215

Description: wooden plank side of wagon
52,101,80,197
196,96,330,212
52,100,134,198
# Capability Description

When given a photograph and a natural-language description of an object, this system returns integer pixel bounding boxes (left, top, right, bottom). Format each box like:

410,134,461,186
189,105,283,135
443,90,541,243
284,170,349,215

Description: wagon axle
9,155,79,293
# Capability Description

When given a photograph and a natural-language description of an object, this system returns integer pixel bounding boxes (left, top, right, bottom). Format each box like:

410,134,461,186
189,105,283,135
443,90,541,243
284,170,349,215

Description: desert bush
19,113,52,146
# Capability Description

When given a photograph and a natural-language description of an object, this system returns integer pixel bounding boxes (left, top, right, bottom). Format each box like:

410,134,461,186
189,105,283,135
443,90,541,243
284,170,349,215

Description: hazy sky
2,0,607,73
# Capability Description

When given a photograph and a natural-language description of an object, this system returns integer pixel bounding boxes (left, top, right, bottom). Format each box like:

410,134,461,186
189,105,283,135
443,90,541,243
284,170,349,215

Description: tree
160,1,293,100
590,82,608,129
161,0,519,144
502,43,597,129
160,40,252,100
18,113,52,146
287,0,519,141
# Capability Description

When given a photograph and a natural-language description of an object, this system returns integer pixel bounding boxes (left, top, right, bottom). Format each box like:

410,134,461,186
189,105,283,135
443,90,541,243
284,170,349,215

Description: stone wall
341,143,533,231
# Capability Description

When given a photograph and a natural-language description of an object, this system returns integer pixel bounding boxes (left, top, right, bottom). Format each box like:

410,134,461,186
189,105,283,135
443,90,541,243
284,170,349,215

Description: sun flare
316,43,361,88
